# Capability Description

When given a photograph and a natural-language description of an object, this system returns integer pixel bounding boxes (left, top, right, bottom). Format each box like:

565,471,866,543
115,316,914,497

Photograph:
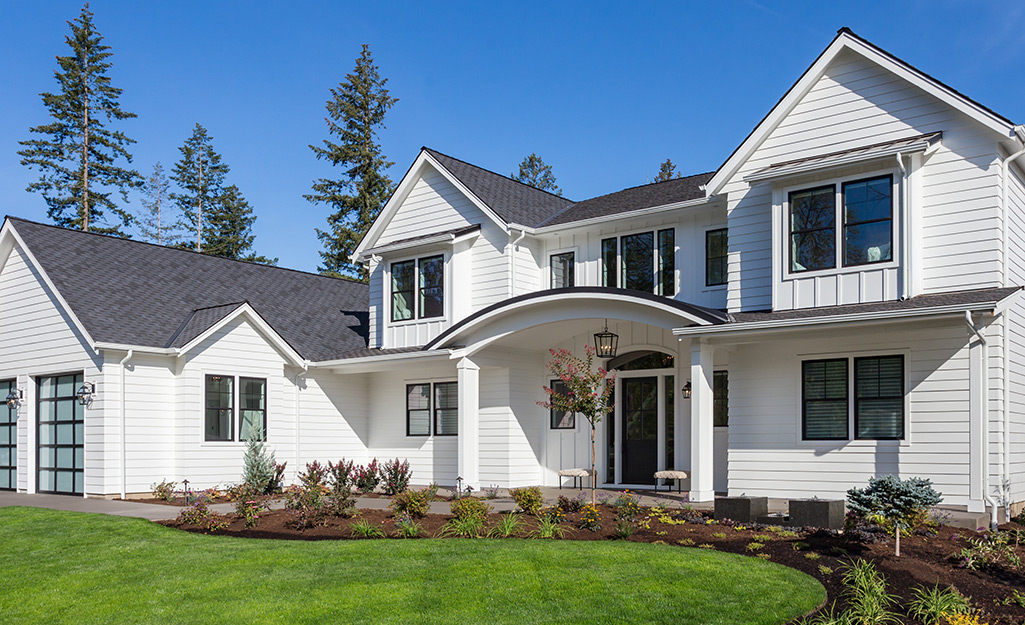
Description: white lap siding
0,243,103,494
725,319,986,507
294,369,370,475
1004,164,1025,509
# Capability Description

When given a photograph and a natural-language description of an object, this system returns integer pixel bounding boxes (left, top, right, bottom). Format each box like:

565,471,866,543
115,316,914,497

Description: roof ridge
423,147,576,204
4,216,365,285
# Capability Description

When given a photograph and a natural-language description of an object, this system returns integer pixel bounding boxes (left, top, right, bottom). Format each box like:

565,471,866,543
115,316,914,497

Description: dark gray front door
621,377,658,485
0,379,16,490
37,373,84,495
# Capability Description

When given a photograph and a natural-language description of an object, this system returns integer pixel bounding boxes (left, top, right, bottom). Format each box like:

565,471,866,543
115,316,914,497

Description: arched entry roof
424,287,729,354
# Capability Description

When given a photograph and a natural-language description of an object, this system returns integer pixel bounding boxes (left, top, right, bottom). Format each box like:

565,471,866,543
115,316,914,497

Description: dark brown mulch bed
130,496,236,506
161,504,1025,624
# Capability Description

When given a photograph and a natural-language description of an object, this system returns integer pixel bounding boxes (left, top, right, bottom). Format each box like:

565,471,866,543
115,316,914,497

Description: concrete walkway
0,491,182,521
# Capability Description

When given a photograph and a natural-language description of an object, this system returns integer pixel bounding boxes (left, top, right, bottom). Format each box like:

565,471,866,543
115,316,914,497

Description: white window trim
781,168,900,281
546,246,578,289
403,377,458,439
600,226,677,296
386,251,450,328
199,372,270,446
793,348,911,448
702,225,729,293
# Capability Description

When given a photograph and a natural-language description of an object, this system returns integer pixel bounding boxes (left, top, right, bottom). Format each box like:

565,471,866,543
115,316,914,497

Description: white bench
653,470,689,493
558,468,594,490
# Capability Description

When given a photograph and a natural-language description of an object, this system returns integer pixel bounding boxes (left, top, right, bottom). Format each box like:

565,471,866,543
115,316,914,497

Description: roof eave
533,195,719,234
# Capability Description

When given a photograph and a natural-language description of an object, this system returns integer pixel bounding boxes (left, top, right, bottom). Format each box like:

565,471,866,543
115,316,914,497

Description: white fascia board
364,228,480,256
706,32,1014,197
176,302,307,367
1,221,98,351
353,151,508,262
532,196,716,235
673,302,1004,338
94,342,177,356
310,348,452,370
743,137,937,184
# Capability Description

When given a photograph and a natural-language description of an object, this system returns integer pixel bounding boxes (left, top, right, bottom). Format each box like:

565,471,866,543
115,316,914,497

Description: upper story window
788,175,893,274
600,228,675,296
550,252,574,289
391,255,444,322
706,229,728,287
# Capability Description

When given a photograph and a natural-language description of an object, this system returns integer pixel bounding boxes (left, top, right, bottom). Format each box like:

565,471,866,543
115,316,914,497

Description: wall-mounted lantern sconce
6,388,23,409
76,382,96,406
682,381,692,400
594,319,619,359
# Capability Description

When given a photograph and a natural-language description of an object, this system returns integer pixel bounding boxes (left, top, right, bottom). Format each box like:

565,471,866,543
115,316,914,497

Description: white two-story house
1,29,1023,522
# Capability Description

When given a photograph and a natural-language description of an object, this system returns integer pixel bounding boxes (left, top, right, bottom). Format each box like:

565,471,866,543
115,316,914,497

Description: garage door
37,373,84,495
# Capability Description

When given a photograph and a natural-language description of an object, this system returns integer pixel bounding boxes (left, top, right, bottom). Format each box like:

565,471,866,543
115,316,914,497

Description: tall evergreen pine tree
306,44,398,281
18,3,141,235
137,162,184,245
512,153,561,195
654,158,680,182
204,184,275,264
170,123,229,252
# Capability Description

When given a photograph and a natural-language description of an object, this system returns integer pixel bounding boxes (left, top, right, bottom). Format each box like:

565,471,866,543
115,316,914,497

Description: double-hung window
706,229,728,287
549,379,575,429
600,228,675,296
391,255,444,322
205,374,267,442
550,252,575,289
789,175,893,273
801,355,904,441
406,381,458,436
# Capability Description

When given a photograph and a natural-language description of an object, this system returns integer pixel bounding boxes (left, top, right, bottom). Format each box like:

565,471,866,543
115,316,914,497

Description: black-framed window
37,373,84,495
391,255,444,322
713,370,729,427
0,379,16,491
550,252,575,289
601,238,618,287
706,228,728,287
843,176,893,267
657,229,675,296
665,374,675,469
854,355,904,439
434,382,458,436
239,377,267,442
419,255,445,318
790,185,836,273
549,379,575,429
802,359,848,440
406,383,431,436
622,232,654,292
204,374,234,442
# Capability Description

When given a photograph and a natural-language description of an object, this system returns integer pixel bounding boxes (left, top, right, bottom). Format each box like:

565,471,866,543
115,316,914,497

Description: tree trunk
82,63,90,232
895,528,901,557
590,423,596,507
196,161,203,252
156,191,162,245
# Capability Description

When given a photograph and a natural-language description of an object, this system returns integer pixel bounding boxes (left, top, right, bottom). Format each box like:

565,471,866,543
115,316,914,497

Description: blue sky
2,1,1023,272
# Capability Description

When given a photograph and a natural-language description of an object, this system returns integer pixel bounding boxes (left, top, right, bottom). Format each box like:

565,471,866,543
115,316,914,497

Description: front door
37,373,84,495
0,379,16,491
621,376,658,484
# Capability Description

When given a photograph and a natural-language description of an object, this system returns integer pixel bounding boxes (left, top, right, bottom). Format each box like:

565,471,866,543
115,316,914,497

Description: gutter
509,228,527,297
896,152,911,298
295,361,308,481
1000,125,1025,520
119,350,134,500
531,196,716,234
310,349,453,369
965,311,999,530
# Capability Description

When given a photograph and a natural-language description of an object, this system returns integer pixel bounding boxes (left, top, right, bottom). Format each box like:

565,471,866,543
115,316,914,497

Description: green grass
0,507,824,625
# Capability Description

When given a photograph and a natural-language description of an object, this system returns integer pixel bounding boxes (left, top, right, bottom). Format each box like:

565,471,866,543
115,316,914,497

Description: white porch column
457,356,480,490
690,340,714,502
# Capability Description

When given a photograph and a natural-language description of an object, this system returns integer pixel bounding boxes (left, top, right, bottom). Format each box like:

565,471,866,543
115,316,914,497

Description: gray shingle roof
729,287,1021,324
9,217,369,361
424,148,573,227
538,172,715,227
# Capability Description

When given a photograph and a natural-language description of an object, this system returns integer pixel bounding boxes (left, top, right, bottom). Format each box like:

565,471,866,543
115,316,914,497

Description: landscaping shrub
841,559,899,625
539,504,567,525
509,486,544,515
579,503,601,532
613,490,641,522
847,474,942,556
285,462,330,529
298,460,328,489
390,484,437,518
531,516,567,539
235,496,268,528
151,479,176,502
352,459,381,494
450,496,492,521
380,458,411,495
327,459,354,490
176,500,228,532
482,484,501,500
439,516,485,538
488,512,523,538
907,584,971,625
393,513,423,538
241,429,277,494
612,519,635,539
350,516,386,539
957,531,1022,570
270,461,287,493
556,493,585,513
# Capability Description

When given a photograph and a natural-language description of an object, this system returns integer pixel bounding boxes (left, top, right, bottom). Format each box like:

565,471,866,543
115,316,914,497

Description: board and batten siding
724,47,1002,313
725,319,983,507
1004,163,1025,507
0,242,103,494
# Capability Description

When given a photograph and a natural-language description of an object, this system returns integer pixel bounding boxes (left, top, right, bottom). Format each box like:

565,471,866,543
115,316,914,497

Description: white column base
689,490,715,503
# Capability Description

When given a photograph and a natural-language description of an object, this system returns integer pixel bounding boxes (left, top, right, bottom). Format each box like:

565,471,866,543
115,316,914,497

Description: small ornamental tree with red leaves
538,345,616,505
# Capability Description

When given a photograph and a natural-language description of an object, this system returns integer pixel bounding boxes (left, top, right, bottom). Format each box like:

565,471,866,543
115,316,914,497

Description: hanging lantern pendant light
594,319,618,359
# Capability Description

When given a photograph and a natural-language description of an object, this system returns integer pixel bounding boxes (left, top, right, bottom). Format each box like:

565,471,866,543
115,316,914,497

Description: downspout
119,349,133,500
509,228,526,297
294,362,308,482
1000,125,1025,520
896,153,910,299
965,312,998,529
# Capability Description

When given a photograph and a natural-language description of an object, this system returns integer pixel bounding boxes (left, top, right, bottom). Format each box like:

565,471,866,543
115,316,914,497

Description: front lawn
0,507,823,625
